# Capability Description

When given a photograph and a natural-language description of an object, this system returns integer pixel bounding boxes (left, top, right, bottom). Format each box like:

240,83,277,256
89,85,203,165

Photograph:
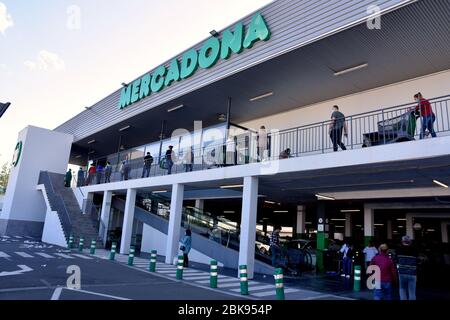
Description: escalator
110,193,275,275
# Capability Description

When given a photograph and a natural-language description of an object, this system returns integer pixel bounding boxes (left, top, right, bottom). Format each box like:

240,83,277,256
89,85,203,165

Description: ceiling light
374,224,384,226
315,194,335,201
88,150,95,155
220,184,244,189
341,209,361,213
274,210,289,213
433,179,449,188
426,229,435,232
397,218,407,221
331,219,347,221
119,125,131,132
334,226,345,228
333,63,368,76
152,190,168,194
265,201,276,204
167,104,184,113
223,211,235,214
249,92,273,102
87,139,96,145
75,155,82,159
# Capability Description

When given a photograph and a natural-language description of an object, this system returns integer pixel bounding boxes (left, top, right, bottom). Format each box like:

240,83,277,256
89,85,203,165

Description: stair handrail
38,171,73,240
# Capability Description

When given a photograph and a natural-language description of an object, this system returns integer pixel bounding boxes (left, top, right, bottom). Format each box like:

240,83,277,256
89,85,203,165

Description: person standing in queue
257,125,268,162
270,225,282,267
329,105,348,152
396,235,418,300
180,229,192,268
104,162,112,183
77,167,85,187
165,146,175,175
370,244,398,300
142,152,154,178
64,169,72,188
86,164,96,186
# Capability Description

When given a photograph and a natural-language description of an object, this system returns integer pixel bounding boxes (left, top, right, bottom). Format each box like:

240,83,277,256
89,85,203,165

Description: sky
0,0,273,165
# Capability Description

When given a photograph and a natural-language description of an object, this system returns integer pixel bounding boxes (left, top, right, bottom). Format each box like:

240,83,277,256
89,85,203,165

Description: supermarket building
1,0,450,279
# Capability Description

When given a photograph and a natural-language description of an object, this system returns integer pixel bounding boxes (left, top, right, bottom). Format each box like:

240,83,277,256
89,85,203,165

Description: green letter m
118,86,132,109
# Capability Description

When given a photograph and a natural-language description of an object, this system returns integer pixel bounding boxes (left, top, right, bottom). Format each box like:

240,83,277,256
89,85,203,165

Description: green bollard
210,260,218,288
239,265,249,295
128,246,135,266
78,237,84,252
176,255,184,280
149,250,157,272
109,242,117,260
274,268,285,300
90,240,96,255
353,265,361,292
68,235,74,249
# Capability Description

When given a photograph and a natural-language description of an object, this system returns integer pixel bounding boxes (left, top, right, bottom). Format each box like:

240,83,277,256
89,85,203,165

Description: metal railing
38,171,73,240
81,95,450,185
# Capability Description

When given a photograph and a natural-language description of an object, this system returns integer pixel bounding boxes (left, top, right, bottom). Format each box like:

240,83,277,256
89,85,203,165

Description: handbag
180,245,185,251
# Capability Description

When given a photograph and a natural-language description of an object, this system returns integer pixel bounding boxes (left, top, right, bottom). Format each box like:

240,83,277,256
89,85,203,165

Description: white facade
0,126,73,237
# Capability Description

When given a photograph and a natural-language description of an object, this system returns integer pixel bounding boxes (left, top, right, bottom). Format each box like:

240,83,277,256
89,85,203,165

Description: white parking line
252,288,299,297
54,253,74,259
230,285,274,293
71,254,94,260
35,253,55,259
0,251,11,258
15,252,33,258
196,277,238,284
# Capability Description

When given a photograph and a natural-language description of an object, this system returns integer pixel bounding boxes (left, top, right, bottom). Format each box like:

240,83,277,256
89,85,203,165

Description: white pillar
119,188,136,254
345,212,352,238
195,199,204,211
83,192,95,214
364,205,374,238
238,176,259,279
296,205,306,236
165,183,185,265
387,220,393,240
441,221,449,243
99,191,113,244
406,214,414,240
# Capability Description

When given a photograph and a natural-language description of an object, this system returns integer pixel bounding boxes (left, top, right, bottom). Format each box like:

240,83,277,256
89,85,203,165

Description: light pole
0,102,11,119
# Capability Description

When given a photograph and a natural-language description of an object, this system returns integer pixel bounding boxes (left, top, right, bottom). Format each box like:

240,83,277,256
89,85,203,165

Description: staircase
38,171,102,247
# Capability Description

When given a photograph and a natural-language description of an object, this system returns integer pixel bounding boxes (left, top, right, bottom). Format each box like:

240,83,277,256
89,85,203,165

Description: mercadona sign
118,13,271,110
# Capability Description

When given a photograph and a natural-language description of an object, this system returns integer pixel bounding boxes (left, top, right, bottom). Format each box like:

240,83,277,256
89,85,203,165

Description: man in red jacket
414,92,437,139
370,244,398,300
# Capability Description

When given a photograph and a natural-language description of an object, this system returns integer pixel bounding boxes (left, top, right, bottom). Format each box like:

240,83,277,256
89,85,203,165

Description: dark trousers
330,128,346,152
142,165,151,178
105,173,111,183
183,253,189,268
185,164,193,172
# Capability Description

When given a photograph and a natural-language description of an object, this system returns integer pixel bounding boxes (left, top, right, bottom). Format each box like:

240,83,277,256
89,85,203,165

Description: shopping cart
362,111,417,147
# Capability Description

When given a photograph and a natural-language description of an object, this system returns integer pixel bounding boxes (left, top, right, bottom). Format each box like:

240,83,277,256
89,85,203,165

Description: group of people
365,236,419,301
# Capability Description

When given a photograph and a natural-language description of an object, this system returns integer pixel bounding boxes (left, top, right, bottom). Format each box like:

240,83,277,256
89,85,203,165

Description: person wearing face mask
414,92,437,139
329,105,348,152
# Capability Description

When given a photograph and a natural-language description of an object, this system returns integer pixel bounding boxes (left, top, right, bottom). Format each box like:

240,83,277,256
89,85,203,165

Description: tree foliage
0,162,11,194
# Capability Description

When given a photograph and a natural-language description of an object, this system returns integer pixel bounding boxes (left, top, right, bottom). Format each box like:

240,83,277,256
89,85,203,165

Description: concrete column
238,177,259,279
387,220,393,240
316,202,328,273
83,192,95,214
99,191,113,244
406,214,414,240
364,205,374,246
296,205,306,237
345,213,352,238
119,188,136,254
195,199,204,211
441,221,449,243
165,183,185,265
